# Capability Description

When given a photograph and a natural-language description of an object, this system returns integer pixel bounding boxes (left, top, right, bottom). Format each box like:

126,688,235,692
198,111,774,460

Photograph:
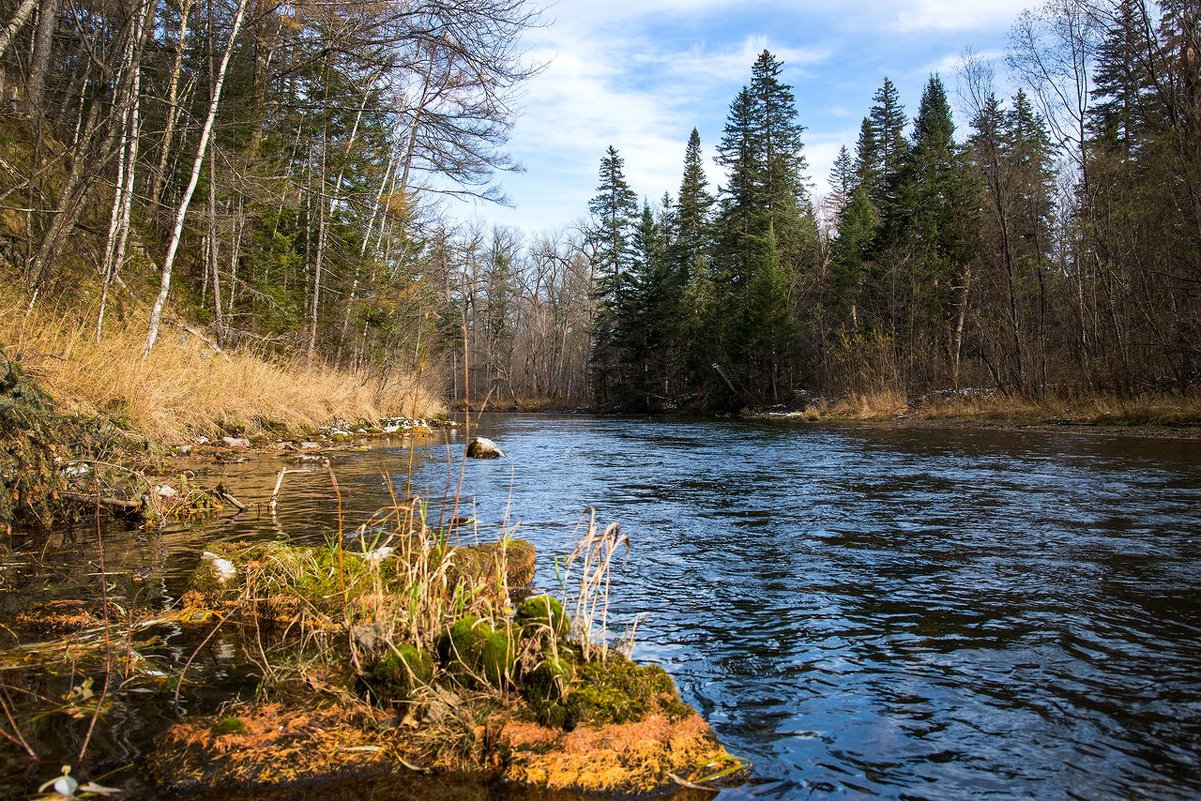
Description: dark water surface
4,415,1201,799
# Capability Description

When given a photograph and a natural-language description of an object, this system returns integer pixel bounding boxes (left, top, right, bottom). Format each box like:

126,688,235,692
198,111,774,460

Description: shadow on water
3,416,1200,799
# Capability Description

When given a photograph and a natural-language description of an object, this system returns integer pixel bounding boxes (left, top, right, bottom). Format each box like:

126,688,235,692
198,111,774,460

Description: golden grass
809,389,911,420
1,301,445,444
913,390,1201,427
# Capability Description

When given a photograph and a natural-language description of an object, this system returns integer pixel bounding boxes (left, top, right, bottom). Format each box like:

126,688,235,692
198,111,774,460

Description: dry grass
914,390,1201,427
810,389,911,420
1,301,444,444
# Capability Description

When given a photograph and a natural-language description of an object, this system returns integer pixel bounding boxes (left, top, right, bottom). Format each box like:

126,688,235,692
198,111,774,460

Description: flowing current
7,414,1200,799
220,414,1201,800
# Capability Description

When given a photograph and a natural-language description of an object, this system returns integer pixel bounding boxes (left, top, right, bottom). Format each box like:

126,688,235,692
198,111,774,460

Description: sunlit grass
1,300,445,444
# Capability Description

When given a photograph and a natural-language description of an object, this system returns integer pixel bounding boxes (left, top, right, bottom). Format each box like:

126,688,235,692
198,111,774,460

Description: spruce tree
868,77,910,213
711,51,813,403
672,129,716,396
829,145,855,216
587,145,639,404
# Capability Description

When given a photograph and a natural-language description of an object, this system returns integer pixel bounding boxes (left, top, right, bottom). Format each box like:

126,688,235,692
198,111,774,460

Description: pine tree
1089,0,1156,158
829,184,879,330
711,50,813,402
673,129,714,281
854,116,881,194
904,75,974,335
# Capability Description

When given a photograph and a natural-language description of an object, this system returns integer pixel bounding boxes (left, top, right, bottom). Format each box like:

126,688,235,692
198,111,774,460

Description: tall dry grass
913,391,1201,426
1,302,445,444
810,389,911,420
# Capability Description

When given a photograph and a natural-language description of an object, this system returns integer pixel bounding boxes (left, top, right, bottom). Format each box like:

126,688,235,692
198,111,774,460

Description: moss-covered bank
153,537,745,796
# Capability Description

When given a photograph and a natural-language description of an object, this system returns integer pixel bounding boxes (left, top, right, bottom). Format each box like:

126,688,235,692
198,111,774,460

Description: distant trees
7,0,1196,409
581,9,1200,410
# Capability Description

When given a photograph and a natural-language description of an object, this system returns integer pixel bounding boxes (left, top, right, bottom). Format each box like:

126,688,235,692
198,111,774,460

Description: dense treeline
3,0,1197,413
0,0,541,376
588,0,1201,411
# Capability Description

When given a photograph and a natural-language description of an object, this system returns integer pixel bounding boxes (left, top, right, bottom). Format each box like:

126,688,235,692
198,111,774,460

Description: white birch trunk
0,0,38,61
144,0,248,357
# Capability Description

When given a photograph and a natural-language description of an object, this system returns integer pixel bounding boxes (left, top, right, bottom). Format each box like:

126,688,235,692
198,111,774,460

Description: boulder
466,436,505,459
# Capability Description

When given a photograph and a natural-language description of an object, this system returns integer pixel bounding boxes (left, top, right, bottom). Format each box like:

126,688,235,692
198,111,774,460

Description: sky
462,0,1037,236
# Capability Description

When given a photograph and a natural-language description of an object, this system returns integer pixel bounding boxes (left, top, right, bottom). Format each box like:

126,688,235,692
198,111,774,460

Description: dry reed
1,301,445,444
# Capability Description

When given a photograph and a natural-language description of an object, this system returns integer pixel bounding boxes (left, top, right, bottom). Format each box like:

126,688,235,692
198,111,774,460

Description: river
4,414,1201,799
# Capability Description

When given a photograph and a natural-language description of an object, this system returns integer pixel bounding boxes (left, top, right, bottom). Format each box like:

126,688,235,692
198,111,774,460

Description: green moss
437,615,488,683
210,716,248,736
436,616,515,689
552,654,691,730
523,656,575,705
481,628,514,688
514,594,570,641
370,644,434,702
442,539,536,591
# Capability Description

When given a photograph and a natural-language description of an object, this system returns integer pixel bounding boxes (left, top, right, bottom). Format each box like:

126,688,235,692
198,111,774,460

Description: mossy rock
370,644,434,702
515,594,570,641
481,628,515,688
437,616,514,689
523,656,575,706
444,539,536,590
556,654,692,730
437,615,490,684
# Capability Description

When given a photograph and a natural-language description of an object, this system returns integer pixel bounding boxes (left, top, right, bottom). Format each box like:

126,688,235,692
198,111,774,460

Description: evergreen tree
620,201,672,409
829,184,879,331
1089,0,1157,157
868,77,910,213
587,145,639,404
674,129,715,281
854,116,882,193
903,75,977,352
829,145,856,216
712,50,813,403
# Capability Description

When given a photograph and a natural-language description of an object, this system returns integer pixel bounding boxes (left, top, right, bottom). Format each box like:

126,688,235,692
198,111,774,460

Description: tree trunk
0,0,38,62
144,0,249,357
26,0,61,112
149,0,194,209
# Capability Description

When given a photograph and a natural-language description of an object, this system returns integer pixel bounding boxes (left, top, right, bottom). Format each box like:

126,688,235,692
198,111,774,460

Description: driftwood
211,484,248,513
60,490,143,512
268,467,288,515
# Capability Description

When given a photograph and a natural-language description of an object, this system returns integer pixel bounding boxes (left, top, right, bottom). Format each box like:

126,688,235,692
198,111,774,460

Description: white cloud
470,0,1035,235
893,0,1033,32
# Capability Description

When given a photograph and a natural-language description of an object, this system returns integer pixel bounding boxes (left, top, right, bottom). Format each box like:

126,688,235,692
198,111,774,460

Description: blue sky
465,0,1035,236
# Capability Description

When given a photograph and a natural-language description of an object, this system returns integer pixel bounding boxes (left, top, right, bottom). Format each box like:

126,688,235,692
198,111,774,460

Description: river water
5,414,1201,799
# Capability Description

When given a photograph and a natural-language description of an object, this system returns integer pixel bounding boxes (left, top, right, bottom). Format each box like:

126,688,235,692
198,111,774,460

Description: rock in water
201,551,237,584
466,437,505,459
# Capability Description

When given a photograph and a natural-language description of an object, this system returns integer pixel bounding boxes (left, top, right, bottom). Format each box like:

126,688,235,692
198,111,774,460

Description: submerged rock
466,437,505,459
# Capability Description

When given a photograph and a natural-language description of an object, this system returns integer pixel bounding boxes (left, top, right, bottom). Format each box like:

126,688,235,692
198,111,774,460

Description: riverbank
750,388,1201,437
2,301,444,445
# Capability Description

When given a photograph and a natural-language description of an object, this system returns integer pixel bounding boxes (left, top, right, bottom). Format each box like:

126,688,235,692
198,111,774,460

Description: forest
0,0,1198,414
586,0,1201,411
